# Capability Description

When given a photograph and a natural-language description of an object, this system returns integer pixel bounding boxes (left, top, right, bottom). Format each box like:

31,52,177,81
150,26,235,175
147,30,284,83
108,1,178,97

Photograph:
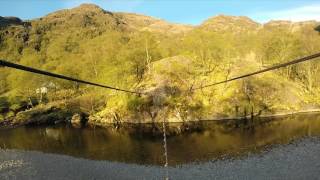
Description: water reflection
0,113,320,166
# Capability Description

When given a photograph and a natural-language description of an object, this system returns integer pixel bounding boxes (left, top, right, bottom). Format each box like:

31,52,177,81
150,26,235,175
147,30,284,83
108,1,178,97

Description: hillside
1,3,320,126
199,15,261,32
117,13,193,34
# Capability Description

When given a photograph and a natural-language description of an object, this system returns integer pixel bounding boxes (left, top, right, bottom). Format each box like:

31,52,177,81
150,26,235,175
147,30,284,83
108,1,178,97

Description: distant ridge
0,16,24,28
0,3,319,33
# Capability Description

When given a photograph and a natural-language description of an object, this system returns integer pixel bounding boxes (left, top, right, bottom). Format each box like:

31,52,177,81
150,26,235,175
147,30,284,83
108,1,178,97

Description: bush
0,96,9,113
0,114,4,121
8,96,28,113
75,93,106,114
127,96,146,111
6,111,15,118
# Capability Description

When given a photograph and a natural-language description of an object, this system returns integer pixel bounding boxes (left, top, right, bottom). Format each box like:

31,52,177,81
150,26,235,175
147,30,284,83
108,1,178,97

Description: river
0,113,320,179
1,112,320,165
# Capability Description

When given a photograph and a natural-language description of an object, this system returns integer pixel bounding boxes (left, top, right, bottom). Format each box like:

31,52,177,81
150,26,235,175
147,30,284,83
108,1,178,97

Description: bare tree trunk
90,53,98,78
39,92,43,104
145,40,151,74
90,96,94,114
28,97,34,109
223,63,232,91
307,62,313,92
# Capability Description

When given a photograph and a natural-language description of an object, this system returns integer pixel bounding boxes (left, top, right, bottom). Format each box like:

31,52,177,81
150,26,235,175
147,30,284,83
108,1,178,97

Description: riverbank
1,107,320,136
0,102,87,130
1,137,319,180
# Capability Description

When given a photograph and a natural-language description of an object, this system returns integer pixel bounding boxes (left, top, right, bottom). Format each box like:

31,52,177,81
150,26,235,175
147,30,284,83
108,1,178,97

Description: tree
0,69,9,94
298,27,320,92
315,25,320,33
256,29,303,79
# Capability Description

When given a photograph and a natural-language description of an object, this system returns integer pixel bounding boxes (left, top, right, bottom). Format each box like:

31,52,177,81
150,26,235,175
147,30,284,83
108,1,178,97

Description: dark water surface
1,113,320,166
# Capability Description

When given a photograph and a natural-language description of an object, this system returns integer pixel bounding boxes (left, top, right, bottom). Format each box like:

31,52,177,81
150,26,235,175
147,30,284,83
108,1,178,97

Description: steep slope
0,3,130,63
0,3,191,63
92,53,311,125
39,4,127,31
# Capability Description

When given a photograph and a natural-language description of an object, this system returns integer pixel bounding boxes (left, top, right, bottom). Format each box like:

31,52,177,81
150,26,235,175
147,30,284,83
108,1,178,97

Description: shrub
127,96,146,111
0,114,4,121
0,96,9,113
8,96,28,113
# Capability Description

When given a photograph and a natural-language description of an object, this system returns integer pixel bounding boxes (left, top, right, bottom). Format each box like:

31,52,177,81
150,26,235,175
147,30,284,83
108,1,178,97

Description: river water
0,113,320,166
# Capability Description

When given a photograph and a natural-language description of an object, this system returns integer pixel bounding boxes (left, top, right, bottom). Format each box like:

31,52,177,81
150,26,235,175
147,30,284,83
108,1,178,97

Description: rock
13,104,69,126
71,113,84,128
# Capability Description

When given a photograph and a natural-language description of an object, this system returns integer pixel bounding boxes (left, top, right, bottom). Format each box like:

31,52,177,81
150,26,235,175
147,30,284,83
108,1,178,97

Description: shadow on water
1,113,320,166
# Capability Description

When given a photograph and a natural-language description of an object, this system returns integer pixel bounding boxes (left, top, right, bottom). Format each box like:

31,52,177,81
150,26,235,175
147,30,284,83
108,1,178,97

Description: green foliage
315,25,320,33
8,96,28,112
127,95,146,111
0,69,9,94
0,97,9,113
0,95,30,119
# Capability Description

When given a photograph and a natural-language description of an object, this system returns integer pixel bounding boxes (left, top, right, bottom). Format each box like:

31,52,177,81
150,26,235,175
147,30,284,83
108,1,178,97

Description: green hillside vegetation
1,4,320,125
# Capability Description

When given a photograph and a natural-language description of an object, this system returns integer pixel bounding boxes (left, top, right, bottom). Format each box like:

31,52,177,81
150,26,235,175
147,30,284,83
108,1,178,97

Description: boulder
71,113,84,128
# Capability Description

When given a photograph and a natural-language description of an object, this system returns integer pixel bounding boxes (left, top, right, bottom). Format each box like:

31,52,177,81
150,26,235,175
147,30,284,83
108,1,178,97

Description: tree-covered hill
1,3,320,125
